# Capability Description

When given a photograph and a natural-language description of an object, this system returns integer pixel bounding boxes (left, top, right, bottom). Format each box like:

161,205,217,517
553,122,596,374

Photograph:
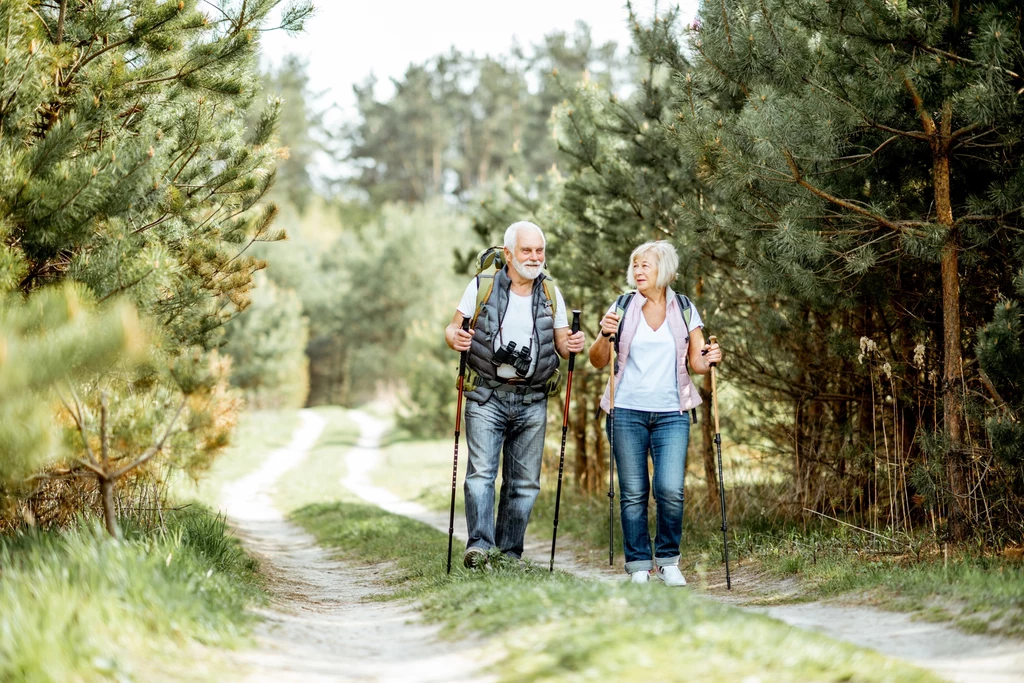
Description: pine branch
720,0,734,51
910,41,1024,88
25,5,54,44
110,397,187,480
978,366,1011,414
98,268,155,302
131,214,173,235
757,0,784,54
61,390,99,467
803,78,929,141
697,43,749,96
902,76,937,139
783,149,920,237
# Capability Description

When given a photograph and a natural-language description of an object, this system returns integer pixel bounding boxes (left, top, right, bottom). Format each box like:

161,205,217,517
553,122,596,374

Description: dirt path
222,410,495,683
751,603,1024,683
343,410,1024,683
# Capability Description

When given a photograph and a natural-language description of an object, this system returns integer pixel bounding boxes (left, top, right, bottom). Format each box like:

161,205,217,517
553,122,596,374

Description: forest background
232,0,1024,548
2,0,1023,555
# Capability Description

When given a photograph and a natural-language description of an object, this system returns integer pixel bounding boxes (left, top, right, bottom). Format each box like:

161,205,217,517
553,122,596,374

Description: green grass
365,429,1024,638
0,506,263,682
0,408,308,681
730,525,1024,637
372,436,457,510
273,406,360,513
291,500,941,682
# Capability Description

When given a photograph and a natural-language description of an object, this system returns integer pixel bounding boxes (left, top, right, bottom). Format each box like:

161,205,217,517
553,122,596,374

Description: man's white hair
503,221,546,251
627,240,679,290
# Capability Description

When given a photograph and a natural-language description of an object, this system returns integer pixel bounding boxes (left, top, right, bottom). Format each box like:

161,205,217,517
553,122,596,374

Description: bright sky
261,1,700,117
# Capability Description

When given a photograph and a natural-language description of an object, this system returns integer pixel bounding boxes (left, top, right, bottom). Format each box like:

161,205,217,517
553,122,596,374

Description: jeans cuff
655,555,681,568
624,559,653,574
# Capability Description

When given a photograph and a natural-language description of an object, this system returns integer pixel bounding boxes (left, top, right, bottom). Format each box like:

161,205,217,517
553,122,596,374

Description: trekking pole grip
702,335,719,368
567,310,581,372
458,317,471,377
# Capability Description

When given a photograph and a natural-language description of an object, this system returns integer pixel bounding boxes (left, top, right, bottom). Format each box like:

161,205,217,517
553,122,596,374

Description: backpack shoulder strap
472,274,495,328
676,293,693,333
612,291,635,364
540,276,558,321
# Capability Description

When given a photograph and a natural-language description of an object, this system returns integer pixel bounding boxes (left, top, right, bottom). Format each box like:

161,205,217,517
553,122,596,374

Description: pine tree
684,0,1024,537
976,282,1024,522
0,0,311,532
0,286,142,498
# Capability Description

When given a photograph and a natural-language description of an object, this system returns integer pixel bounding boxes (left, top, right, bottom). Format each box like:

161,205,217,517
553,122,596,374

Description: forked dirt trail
343,410,1024,683
222,410,495,683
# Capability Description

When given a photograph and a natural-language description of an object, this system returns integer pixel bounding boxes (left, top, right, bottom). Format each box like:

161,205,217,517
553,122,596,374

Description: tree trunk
933,101,969,539
100,476,119,538
700,372,719,511
56,0,68,44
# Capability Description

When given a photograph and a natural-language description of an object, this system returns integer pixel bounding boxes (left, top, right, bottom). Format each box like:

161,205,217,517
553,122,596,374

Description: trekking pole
704,335,732,590
608,333,617,567
550,310,581,572
447,317,471,575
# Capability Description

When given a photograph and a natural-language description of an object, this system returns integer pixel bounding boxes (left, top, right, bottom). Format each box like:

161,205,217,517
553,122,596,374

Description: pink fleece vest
599,288,703,415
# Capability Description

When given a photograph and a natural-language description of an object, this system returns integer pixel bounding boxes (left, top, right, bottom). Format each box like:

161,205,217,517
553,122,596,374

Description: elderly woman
589,241,723,585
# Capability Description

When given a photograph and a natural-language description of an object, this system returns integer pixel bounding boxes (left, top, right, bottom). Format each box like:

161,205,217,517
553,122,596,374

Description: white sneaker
630,569,651,584
654,565,687,586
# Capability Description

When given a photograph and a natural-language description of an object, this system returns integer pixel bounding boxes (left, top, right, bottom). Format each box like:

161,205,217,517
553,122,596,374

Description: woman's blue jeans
464,392,547,559
608,408,690,573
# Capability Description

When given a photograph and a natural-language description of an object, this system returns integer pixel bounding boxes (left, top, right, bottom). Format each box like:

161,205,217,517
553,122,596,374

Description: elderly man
445,221,585,568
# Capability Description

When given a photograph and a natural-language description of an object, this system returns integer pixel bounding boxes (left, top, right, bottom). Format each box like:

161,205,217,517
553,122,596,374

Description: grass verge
369,429,1024,639
291,500,940,682
729,523,1024,637
0,506,262,682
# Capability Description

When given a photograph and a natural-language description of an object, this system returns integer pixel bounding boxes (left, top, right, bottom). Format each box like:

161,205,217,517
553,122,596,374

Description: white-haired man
445,221,585,568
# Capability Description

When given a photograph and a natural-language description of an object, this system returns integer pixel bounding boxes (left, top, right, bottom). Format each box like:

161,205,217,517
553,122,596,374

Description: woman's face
632,252,660,295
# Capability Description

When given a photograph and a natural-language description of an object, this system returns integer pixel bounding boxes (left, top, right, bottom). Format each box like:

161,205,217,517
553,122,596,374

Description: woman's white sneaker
654,565,687,586
630,569,651,584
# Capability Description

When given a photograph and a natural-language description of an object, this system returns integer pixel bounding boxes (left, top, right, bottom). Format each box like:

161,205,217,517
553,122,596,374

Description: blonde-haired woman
589,241,722,585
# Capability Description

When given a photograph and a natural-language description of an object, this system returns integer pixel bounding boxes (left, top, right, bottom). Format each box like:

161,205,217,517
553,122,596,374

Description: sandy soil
342,409,1024,683
222,410,496,683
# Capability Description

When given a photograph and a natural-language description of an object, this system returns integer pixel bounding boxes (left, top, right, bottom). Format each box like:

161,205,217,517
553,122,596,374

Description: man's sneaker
654,565,687,586
630,569,651,584
463,547,487,569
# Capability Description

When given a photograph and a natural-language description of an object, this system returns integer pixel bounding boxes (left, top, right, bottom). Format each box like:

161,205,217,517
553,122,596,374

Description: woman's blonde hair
626,241,679,290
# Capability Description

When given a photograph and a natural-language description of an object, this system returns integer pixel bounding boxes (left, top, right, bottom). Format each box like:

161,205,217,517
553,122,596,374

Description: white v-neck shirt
614,316,682,412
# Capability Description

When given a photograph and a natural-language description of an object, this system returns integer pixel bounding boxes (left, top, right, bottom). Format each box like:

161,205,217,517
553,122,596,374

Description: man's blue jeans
608,408,690,573
464,392,547,559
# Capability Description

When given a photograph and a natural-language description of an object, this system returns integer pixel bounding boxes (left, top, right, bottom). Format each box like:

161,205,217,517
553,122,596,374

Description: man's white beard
511,254,544,280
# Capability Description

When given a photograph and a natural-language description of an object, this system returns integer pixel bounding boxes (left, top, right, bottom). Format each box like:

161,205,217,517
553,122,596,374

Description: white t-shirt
458,278,568,379
611,300,703,412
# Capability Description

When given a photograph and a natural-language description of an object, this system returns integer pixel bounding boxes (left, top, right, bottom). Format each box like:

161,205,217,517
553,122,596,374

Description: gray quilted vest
466,267,559,403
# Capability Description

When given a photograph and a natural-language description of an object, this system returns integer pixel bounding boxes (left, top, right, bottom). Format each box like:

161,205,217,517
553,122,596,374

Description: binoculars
492,341,532,377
